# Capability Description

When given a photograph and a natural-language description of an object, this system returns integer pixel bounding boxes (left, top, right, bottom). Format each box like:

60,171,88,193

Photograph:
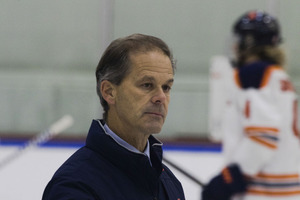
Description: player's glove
201,164,247,200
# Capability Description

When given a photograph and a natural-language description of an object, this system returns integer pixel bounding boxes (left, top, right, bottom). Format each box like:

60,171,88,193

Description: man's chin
150,131,160,135
144,124,163,135
141,118,165,134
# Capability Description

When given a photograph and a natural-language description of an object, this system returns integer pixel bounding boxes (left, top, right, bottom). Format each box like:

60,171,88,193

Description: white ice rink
0,144,224,200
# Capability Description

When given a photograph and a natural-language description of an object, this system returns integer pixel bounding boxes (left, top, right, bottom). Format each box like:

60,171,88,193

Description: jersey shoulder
234,61,282,89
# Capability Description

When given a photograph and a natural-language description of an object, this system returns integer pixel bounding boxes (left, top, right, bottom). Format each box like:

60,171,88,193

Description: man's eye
162,85,171,92
142,83,152,89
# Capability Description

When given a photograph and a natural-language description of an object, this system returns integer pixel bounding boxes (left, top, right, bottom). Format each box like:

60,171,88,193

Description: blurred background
1,0,300,140
2,1,300,200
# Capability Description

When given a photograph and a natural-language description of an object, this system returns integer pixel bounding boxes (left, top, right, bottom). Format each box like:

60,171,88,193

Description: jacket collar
85,119,164,180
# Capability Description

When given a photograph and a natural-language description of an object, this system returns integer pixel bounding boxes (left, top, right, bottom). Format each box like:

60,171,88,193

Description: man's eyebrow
139,76,174,84
166,78,174,84
139,75,155,82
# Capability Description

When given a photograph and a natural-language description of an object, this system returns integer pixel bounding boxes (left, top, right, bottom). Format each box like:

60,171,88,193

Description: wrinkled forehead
127,51,174,80
129,49,173,68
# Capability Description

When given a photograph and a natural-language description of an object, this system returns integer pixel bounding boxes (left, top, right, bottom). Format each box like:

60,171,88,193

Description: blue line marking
163,145,222,152
0,139,222,152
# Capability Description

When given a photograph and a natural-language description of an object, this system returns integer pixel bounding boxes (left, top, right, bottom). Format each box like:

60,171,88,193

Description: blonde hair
237,45,285,67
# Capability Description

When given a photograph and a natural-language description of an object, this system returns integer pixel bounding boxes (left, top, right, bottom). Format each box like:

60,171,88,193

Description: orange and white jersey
221,61,300,200
208,55,235,141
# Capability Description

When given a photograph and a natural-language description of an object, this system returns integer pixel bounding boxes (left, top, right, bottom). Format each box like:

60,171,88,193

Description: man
202,11,300,200
42,33,185,200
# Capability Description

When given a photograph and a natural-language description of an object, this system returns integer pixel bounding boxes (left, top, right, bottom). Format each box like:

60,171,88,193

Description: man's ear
100,80,116,105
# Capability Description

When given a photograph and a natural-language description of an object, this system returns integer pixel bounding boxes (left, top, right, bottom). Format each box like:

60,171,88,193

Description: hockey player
202,10,300,200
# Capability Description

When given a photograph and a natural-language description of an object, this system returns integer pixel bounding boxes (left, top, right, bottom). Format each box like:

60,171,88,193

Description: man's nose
151,88,167,104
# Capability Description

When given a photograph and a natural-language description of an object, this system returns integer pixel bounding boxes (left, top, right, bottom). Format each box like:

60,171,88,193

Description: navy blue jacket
42,120,185,200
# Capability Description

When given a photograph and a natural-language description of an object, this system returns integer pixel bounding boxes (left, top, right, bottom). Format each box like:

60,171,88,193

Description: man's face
111,51,174,136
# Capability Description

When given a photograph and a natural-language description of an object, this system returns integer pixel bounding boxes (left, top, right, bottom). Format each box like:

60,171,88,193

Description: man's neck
106,119,149,152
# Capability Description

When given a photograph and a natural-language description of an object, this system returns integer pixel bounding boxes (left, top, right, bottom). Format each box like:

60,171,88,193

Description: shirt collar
103,123,151,162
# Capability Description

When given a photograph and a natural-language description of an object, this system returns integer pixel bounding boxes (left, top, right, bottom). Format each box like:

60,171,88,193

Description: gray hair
95,33,176,120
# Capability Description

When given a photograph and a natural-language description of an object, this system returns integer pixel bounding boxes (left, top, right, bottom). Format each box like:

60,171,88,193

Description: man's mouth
145,112,164,118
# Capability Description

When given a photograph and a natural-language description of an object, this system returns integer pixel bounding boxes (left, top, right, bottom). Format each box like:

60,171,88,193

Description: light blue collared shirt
103,123,152,165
